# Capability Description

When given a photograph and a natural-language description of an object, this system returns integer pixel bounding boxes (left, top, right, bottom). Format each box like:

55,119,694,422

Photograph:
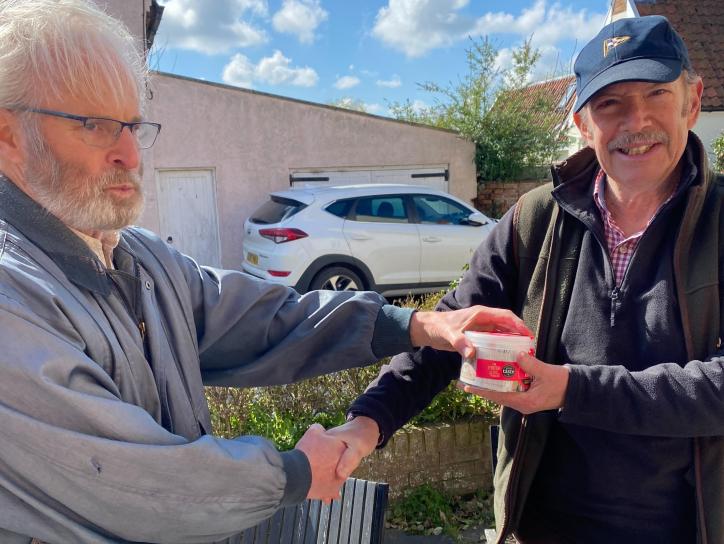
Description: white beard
23,137,144,231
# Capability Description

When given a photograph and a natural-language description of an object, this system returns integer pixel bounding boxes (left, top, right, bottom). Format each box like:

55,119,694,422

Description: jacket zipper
108,271,147,354
124,230,206,437
133,260,148,357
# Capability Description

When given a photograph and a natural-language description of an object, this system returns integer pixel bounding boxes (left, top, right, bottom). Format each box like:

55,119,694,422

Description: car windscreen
249,196,307,225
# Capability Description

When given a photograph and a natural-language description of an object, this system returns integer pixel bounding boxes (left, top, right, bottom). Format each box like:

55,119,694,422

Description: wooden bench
230,477,389,544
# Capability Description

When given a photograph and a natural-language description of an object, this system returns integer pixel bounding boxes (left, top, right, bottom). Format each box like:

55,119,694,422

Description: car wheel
309,266,364,292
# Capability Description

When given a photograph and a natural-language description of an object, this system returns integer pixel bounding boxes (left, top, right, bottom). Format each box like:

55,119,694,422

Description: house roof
497,75,576,131
636,0,724,111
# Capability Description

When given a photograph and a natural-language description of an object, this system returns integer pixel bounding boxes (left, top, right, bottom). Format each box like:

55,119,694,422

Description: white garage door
289,165,449,192
156,169,222,267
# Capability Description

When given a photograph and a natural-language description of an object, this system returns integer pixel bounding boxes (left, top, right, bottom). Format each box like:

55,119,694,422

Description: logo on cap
603,36,631,57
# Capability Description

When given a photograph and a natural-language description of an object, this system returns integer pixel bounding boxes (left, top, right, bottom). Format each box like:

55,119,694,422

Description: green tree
389,37,569,181
713,131,724,172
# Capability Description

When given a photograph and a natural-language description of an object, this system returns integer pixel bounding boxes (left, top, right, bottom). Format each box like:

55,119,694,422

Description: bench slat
237,477,388,544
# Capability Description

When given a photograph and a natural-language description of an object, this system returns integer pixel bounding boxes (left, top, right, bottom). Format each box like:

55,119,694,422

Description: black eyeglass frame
13,106,162,149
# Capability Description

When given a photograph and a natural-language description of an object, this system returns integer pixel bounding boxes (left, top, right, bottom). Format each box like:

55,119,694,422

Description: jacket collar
0,175,112,295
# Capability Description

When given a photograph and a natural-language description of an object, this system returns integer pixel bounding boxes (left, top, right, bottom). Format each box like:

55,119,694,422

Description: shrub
205,289,499,448
386,485,495,537
389,37,569,183
713,131,724,172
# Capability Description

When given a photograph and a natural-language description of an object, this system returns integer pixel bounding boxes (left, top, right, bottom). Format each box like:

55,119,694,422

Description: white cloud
272,0,328,44
334,76,361,90
373,0,473,58
471,0,606,50
411,99,429,113
377,75,402,88
493,44,563,83
372,0,605,60
335,97,383,114
365,103,384,115
157,0,268,54
222,50,318,88
222,53,256,87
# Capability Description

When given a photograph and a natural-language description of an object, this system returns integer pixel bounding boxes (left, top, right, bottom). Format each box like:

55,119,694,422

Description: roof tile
636,0,724,110
496,75,577,130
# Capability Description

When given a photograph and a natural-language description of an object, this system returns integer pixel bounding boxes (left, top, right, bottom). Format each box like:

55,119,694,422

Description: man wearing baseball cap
329,15,724,543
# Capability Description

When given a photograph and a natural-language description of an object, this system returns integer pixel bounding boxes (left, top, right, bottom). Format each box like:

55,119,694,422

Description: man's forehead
590,79,677,99
47,88,142,120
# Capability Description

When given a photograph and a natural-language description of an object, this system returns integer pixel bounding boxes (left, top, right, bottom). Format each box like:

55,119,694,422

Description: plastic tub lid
464,331,534,350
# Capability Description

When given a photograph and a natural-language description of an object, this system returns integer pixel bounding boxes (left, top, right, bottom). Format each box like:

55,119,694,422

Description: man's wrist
346,413,384,446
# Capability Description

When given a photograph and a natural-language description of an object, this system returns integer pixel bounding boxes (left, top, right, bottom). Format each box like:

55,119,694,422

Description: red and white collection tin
459,331,535,392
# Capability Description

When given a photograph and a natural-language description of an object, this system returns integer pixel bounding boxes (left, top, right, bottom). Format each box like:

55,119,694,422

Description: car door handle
349,233,372,241
422,236,442,243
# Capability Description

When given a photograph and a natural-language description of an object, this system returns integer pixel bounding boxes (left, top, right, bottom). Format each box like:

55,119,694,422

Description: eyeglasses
14,107,162,149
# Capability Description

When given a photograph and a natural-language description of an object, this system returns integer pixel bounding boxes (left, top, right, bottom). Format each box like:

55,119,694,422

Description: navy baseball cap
573,15,692,112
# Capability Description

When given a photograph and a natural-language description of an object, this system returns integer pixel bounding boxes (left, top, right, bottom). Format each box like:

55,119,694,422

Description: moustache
607,131,669,152
96,168,142,192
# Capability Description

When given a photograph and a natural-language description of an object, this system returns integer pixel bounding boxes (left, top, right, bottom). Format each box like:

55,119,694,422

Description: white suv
242,184,496,297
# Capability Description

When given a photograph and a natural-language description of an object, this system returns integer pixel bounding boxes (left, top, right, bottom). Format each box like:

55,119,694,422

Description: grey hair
684,68,701,86
0,0,147,112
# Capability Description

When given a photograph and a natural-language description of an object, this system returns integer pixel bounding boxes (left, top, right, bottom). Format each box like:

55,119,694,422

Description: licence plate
247,252,259,265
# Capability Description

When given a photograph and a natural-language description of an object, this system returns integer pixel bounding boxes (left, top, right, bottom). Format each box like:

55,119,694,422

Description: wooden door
156,169,221,267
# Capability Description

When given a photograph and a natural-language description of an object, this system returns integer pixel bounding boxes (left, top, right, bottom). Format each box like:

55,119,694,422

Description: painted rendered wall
141,73,476,269
95,0,147,45
694,113,724,166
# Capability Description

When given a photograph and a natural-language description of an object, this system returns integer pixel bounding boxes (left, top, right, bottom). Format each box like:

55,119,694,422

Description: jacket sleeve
151,233,415,387
561,354,724,436
347,211,521,445
0,294,313,543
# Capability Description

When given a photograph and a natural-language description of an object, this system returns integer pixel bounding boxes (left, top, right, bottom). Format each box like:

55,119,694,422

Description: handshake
294,416,381,502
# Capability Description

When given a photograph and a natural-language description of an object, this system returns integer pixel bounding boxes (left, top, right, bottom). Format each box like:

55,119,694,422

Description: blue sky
153,0,612,116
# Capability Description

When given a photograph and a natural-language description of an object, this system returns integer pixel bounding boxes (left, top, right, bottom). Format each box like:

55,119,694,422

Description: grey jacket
0,177,414,543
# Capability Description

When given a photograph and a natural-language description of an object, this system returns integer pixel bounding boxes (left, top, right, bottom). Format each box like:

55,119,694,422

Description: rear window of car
249,196,306,225
324,198,354,218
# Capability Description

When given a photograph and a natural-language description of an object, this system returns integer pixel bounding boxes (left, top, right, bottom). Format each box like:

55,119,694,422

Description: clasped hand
294,418,379,503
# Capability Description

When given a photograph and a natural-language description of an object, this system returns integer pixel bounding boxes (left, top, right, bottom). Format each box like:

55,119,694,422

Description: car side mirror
466,211,489,226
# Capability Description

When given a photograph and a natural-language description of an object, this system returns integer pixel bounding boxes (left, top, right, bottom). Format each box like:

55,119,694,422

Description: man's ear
573,110,594,148
686,78,704,129
0,109,25,165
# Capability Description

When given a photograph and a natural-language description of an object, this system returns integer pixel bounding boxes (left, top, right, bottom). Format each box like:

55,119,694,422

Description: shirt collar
0,175,113,295
70,228,120,269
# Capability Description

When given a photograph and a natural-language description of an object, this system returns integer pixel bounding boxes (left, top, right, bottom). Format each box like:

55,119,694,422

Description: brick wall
351,420,494,499
473,180,547,217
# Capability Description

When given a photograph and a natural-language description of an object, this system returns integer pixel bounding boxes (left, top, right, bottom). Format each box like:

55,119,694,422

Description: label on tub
476,358,528,381
459,358,530,392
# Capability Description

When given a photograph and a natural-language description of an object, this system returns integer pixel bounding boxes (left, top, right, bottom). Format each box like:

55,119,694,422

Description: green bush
388,37,569,183
713,131,724,172
205,289,499,448
386,485,495,537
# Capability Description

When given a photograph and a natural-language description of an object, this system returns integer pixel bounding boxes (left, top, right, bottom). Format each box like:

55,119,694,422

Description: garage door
156,169,222,267
289,165,449,192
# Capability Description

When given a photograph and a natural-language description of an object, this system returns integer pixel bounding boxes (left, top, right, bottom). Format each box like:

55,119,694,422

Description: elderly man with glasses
0,1,530,542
